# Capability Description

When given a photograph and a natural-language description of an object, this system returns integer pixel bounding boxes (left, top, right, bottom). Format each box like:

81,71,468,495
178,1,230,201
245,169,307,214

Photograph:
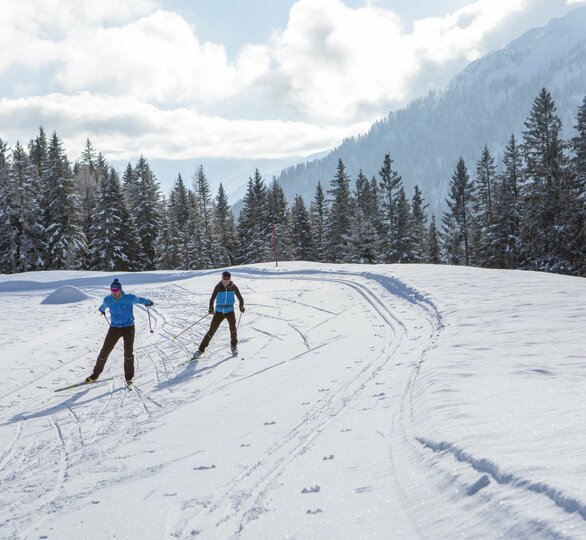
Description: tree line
0,88,584,276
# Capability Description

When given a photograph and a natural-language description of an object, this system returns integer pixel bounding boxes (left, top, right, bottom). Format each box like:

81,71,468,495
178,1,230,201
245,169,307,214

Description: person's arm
209,285,220,312
233,285,245,311
130,294,154,307
99,297,108,314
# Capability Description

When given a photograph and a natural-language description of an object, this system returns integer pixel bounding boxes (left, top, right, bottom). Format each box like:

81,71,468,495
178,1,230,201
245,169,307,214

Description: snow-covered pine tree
267,178,291,263
43,132,86,269
521,88,571,273
213,183,238,266
8,142,44,272
90,167,138,271
326,159,353,263
194,165,216,268
474,146,497,266
310,182,328,262
164,174,190,269
492,135,523,269
0,139,16,273
238,169,270,264
131,156,162,270
393,187,414,263
186,190,204,269
568,96,586,276
378,153,403,263
427,214,441,264
154,197,177,270
289,194,313,260
75,143,105,268
349,170,379,263
441,157,476,266
410,185,428,263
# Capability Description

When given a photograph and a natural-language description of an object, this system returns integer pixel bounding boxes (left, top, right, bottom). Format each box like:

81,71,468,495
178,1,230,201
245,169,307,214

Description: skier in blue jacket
86,278,153,385
192,271,245,360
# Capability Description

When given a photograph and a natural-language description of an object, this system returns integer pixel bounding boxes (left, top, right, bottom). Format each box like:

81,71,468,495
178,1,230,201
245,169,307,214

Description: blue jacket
209,281,244,314
99,293,152,328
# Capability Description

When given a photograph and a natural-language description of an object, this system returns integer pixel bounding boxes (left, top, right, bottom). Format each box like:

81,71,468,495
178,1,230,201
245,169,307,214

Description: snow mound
41,285,91,305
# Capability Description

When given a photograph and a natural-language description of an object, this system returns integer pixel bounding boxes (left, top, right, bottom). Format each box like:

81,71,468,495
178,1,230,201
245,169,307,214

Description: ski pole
172,313,209,340
147,306,154,333
101,311,111,326
236,311,243,331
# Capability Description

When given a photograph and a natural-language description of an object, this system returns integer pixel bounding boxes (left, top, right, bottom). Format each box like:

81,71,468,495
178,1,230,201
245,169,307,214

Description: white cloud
0,93,370,160
269,0,526,121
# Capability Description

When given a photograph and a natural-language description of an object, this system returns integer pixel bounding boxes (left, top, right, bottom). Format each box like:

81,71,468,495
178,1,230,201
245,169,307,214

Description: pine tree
521,88,571,272
90,167,138,271
43,132,86,269
474,146,497,266
154,197,177,270
326,159,353,263
213,183,238,266
267,178,291,263
568,96,586,275
8,142,44,272
290,195,313,260
394,187,414,263
492,135,523,269
349,170,379,263
410,185,428,263
238,169,270,263
164,174,190,268
186,190,205,269
194,165,215,268
310,182,328,262
442,158,476,265
0,139,16,273
427,214,441,264
131,156,162,270
378,153,403,262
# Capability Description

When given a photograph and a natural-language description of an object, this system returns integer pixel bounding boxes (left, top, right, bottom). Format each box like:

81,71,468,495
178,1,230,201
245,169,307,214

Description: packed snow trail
0,263,585,539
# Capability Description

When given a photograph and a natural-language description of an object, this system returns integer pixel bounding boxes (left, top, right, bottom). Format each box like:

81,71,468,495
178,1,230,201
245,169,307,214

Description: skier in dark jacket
192,271,245,360
86,278,153,386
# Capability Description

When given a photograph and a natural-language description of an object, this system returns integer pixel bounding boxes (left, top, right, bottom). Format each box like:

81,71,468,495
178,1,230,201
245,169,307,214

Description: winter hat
222,271,231,279
110,278,122,292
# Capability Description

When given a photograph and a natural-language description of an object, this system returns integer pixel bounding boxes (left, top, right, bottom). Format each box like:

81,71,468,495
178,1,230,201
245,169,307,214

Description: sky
0,263,585,537
0,0,585,168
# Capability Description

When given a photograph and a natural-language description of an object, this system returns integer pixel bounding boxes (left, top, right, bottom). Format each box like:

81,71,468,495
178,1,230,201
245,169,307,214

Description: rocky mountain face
275,7,586,217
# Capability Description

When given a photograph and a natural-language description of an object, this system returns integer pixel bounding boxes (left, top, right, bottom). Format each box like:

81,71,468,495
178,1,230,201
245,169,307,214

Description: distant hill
274,7,586,217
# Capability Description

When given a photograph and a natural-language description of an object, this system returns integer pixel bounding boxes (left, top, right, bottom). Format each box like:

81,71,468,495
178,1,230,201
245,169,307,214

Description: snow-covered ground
0,263,585,539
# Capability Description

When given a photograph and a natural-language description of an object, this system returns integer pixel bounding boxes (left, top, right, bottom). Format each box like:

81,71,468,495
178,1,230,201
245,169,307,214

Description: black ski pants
198,311,237,352
92,325,136,381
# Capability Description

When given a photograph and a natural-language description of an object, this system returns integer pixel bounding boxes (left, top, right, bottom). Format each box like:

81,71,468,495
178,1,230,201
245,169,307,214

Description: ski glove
209,308,215,315
99,309,105,316
240,306,245,313
146,301,154,307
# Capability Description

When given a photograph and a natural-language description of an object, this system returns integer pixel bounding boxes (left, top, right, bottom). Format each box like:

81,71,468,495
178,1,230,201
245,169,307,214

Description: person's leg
122,326,136,381
92,327,121,378
198,312,224,352
227,311,237,348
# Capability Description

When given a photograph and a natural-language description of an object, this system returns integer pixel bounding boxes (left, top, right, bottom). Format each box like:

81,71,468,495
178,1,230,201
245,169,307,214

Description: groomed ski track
0,265,584,539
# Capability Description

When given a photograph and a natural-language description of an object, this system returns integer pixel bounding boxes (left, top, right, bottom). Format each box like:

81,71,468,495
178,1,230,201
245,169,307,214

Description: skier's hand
99,309,105,316
209,308,214,315
146,301,154,307
240,306,245,313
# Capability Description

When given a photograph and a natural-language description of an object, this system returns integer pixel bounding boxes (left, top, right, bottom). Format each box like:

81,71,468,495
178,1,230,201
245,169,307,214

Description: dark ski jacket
209,281,244,314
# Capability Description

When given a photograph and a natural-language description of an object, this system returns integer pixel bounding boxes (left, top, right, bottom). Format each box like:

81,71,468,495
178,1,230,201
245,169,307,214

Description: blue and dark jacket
99,293,152,327
209,281,244,314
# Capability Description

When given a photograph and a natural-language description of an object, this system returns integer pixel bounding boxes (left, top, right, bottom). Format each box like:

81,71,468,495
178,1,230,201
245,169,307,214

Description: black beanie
110,278,122,291
222,271,231,279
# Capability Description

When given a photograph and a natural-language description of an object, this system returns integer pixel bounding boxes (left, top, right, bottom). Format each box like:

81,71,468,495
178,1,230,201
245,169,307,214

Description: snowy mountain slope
0,263,585,538
275,7,586,215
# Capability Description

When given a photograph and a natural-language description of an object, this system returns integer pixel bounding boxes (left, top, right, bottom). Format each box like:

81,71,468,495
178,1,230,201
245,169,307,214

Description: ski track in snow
1,266,583,538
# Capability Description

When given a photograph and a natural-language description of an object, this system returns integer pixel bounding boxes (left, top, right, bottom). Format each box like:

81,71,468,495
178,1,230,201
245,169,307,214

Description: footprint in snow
240,443,251,447
307,508,323,515
341,428,352,432
372,392,386,398
302,485,321,494
264,421,276,425
193,465,216,471
318,388,330,392
323,455,335,460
